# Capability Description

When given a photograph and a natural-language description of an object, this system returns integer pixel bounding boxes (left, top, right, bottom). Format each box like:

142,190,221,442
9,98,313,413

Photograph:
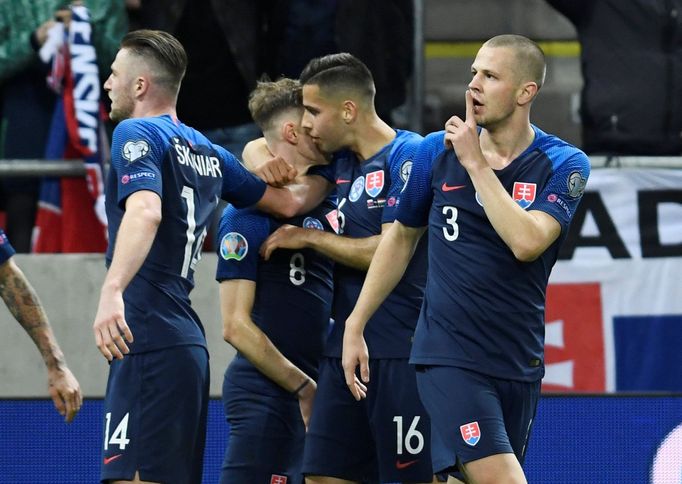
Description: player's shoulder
395,129,424,146
111,116,169,148
533,125,590,169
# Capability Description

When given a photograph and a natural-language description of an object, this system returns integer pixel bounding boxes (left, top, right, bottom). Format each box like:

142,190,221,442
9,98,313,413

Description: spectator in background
127,0,273,158
0,0,127,252
272,0,414,126
546,0,682,155
0,229,82,422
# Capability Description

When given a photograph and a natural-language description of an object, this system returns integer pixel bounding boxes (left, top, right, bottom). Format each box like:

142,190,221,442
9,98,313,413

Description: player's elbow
269,202,298,219
221,316,246,345
510,239,545,262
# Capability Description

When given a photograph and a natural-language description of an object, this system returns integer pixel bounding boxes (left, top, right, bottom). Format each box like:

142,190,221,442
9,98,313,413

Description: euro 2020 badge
220,232,248,261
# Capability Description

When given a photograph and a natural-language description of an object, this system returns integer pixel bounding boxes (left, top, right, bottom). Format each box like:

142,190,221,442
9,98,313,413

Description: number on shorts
393,415,425,455
104,412,131,450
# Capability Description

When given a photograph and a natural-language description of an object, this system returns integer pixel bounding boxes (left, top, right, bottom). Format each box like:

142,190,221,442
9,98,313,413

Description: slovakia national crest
460,421,481,446
512,182,537,209
365,170,385,198
220,232,248,261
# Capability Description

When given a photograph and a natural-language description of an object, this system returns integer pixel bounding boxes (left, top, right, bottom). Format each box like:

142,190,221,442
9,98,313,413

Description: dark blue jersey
312,130,427,358
0,229,15,265
105,115,266,353
398,126,590,381
215,198,336,397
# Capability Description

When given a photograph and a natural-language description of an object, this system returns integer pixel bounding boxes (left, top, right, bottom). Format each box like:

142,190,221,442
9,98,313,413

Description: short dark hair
248,77,303,133
485,34,546,89
299,53,375,103
120,29,187,95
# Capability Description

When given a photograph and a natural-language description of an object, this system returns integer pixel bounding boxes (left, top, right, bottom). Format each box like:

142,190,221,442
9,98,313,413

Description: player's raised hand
252,155,298,188
47,366,82,423
342,320,369,401
259,224,309,260
93,288,134,361
444,90,485,170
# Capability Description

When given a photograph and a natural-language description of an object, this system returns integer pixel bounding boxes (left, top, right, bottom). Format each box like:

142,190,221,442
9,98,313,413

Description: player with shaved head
343,34,590,484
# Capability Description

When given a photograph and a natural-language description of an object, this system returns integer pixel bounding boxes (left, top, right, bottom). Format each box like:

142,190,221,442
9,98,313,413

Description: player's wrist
292,377,313,399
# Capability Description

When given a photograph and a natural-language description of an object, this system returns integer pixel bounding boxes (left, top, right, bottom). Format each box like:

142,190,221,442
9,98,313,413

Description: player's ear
281,121,297,144
517,81,538,106
133,75,149,99
342,100,357,124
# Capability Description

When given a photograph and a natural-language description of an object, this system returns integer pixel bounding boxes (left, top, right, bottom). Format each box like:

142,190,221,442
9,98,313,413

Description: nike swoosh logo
442,183,466,192
336,178,351,184
395,459,419,469
103,454,123,465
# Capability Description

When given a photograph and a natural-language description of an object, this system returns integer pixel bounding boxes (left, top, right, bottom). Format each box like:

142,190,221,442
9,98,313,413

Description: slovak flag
33,5,107,253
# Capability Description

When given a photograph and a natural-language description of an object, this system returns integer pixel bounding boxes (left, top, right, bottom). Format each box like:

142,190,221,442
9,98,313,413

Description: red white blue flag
33,5,107,253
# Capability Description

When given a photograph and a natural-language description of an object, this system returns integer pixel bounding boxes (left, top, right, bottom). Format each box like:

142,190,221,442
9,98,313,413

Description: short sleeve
382,131,423,223
396,131,443,227
0,229,16,265
530,149,590,232
110,119,166,208
215,206,270,282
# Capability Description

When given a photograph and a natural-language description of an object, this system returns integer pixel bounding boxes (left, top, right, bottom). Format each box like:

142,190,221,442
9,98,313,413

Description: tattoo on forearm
0,270,64,369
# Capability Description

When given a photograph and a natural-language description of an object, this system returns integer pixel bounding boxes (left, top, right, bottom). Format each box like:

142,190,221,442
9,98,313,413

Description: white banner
545,168,682,392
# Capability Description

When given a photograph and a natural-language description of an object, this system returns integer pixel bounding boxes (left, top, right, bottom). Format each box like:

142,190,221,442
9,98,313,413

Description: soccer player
92,30,300,484
216,77,336,484
0,229,82,422
256,53,436,484
342,35,590,484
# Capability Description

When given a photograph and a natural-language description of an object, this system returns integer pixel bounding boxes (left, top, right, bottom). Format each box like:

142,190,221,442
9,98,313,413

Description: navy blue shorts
415,365,540,474
302,357,433,482
100,345,209,484
220,378,305,484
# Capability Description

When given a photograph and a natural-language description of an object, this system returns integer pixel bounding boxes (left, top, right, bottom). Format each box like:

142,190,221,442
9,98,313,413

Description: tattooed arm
0,258,82,422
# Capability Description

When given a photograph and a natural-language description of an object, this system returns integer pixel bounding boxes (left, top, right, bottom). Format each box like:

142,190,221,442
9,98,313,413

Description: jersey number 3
442,205,459,241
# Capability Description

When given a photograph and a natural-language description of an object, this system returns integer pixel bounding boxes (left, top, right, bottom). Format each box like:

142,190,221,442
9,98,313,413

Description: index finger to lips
465,89,475,126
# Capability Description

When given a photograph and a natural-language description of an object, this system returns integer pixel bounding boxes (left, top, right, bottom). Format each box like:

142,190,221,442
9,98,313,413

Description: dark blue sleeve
111,119,166,208
530,147,591,233
382,132,423,223
216,146,267,208
0,229,16,265
215,206,270,282
396,131,443,228
308,157,337,183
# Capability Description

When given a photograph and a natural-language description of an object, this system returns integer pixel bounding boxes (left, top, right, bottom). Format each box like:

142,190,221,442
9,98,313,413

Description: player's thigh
221,382,305,484
460,452,527,484
366,358,434,483
416,365,526,475
496,377,540,465
102,345,209,484
302,357,377,483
